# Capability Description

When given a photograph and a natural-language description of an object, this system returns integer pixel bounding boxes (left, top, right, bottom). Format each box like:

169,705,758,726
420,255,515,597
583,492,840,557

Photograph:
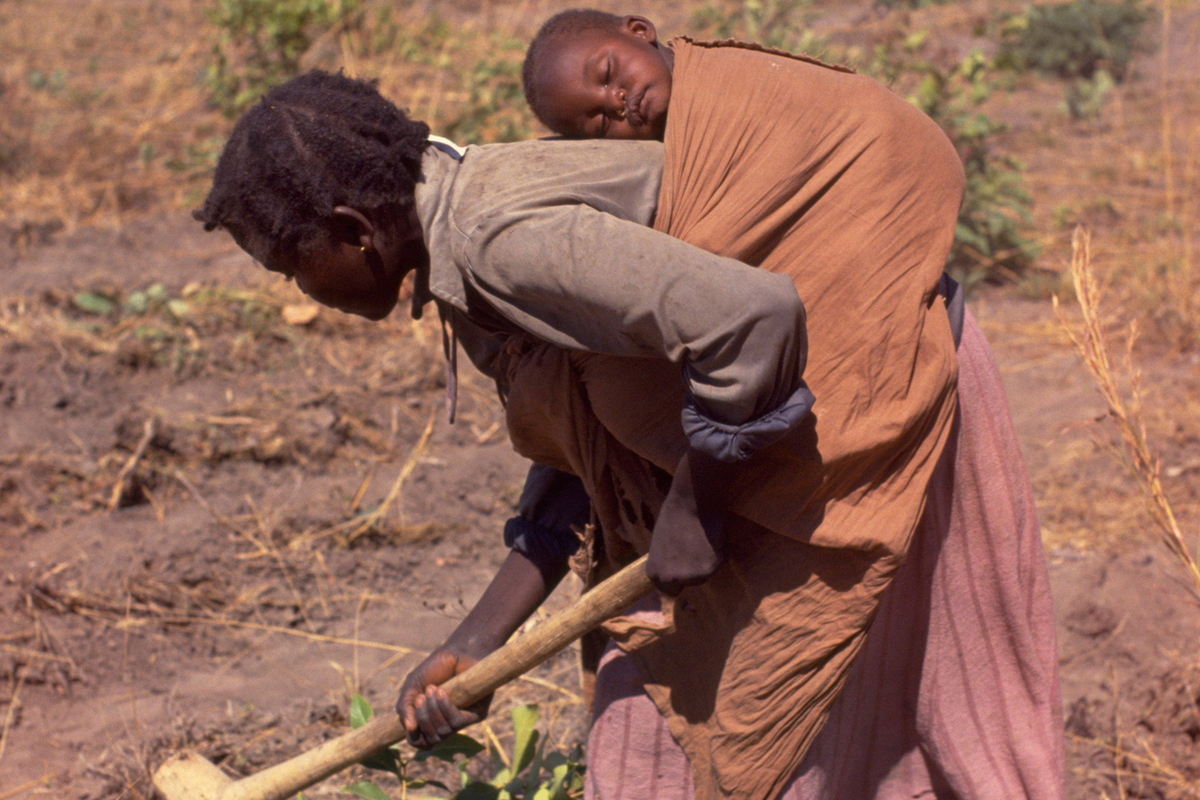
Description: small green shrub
690,0,823,53
347,695,585,800
874,0,954,8
997,0,1152,82
364,7,451,64
27,68,69,95
441,37,536,144
1063,69,1116,119
205,0,362,117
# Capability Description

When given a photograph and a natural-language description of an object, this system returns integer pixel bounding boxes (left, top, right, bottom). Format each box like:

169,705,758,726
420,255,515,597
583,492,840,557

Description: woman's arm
397,464,587,745
463,201,814,453
396,548,559,746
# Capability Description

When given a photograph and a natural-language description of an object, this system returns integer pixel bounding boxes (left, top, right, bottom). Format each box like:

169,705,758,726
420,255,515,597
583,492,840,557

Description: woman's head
196,70,431,319
522,10,673,140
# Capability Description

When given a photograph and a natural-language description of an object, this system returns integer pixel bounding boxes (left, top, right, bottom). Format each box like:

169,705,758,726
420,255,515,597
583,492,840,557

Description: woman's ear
332,206,377,250
621,15,658,45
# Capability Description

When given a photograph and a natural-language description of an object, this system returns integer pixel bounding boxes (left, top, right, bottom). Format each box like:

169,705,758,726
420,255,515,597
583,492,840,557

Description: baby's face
537,24,672,140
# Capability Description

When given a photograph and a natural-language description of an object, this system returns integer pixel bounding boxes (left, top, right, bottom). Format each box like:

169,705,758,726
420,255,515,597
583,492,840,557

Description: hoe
153,556,651,800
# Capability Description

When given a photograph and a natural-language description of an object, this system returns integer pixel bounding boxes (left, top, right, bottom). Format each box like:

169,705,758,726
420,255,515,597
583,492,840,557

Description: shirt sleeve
503,463,588,585
458,202,814,461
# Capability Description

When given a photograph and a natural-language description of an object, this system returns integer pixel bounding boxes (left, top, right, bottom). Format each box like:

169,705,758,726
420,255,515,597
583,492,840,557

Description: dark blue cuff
940,273,964,349
681,381,816,463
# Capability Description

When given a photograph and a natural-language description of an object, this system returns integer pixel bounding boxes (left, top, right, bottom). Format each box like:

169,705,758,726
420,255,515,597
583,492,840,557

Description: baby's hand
647,451,727,595
395,648,490,748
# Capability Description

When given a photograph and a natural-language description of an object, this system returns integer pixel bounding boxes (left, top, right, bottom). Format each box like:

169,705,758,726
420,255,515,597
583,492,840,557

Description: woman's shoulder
450,139,665,231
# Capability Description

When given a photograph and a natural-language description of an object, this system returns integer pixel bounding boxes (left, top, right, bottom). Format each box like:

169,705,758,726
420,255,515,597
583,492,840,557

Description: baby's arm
467,202,814,588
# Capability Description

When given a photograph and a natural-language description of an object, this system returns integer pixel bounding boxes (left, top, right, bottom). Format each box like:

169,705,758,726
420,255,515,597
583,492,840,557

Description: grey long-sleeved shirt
411,138,814,463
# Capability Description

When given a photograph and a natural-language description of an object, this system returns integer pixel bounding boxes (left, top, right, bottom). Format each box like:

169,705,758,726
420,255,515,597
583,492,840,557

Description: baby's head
522,10,673,140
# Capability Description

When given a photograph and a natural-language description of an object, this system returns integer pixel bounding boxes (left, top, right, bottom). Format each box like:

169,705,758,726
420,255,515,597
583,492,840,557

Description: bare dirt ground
0,214,1198,800
0,219,585,799
1,1,1199,799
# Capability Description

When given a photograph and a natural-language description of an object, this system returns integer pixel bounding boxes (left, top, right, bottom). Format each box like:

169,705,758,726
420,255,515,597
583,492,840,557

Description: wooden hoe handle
153,555,652,800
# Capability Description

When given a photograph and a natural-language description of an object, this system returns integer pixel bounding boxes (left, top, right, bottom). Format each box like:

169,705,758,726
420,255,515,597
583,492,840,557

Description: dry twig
0,665,27,767
345,408,436,544
108,417,157,511
1054,228,1200,597
0,776,54,800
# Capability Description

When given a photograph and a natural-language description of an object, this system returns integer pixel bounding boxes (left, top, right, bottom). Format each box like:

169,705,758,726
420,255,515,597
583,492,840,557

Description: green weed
205,0,362,117
27,68,69,95
874,0,955,8
441,37,536,145
997,0,1152,82
690,0,823,53
1063,69,1116,120
382,10,453,65
348,694,585,800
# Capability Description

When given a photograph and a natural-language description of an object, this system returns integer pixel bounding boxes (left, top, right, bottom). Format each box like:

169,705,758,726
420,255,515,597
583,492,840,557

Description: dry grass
1051,224,1200,798
0,0,221,229
2,1,1199,796
3,0,1194,346
1055,227,1200,597
1053,229,1200,797
0,0,577,233
996,0,1200,349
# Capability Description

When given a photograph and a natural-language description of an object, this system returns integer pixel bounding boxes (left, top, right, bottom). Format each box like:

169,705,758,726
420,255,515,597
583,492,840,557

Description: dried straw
347,407,436,543
107,417,156,512
0,665,26,768
1054,227,1200,597
0,776,54,800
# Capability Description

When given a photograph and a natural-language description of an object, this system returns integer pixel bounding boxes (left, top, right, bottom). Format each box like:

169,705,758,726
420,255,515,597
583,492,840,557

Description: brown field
1,0,1199,798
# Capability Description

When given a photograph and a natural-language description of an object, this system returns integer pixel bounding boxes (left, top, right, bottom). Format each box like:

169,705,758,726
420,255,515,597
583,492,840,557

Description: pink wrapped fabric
585,311,1066,800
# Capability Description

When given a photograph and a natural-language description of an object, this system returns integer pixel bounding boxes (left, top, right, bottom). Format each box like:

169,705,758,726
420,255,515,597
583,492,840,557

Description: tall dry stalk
1184,128,1196,324
1161,0,1174,217
1054,228,1200,596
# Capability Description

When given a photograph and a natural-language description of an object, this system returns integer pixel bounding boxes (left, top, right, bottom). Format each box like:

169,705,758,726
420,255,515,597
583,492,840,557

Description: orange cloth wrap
503,39,964,800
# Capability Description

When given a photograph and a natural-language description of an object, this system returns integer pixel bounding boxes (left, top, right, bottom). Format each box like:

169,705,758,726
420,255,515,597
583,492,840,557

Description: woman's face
231,206,426,321
536,18,672,140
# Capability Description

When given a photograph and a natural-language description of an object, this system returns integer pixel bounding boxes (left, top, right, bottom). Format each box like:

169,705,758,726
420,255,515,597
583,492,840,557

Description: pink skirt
585,310,1066,800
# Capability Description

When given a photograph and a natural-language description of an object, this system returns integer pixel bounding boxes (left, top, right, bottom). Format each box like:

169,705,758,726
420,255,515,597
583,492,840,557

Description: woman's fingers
397,681,419,726
440,688,485,729
411,686,479,745
421,686,455,739
396,649,490,747
411,694,442,746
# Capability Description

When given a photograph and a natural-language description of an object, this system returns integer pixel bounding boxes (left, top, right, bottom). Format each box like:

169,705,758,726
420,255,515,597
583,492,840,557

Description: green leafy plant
690,0,823,53
347,695,585,800
205,0,362,117
997,0,1151,82
874,0,954,8
441,37,536,145
373,9,452,64
1063,68,1117,120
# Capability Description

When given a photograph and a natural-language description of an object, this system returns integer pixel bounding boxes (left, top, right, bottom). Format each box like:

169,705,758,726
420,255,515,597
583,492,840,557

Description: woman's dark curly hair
195,70,430,259
522,10,623,134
